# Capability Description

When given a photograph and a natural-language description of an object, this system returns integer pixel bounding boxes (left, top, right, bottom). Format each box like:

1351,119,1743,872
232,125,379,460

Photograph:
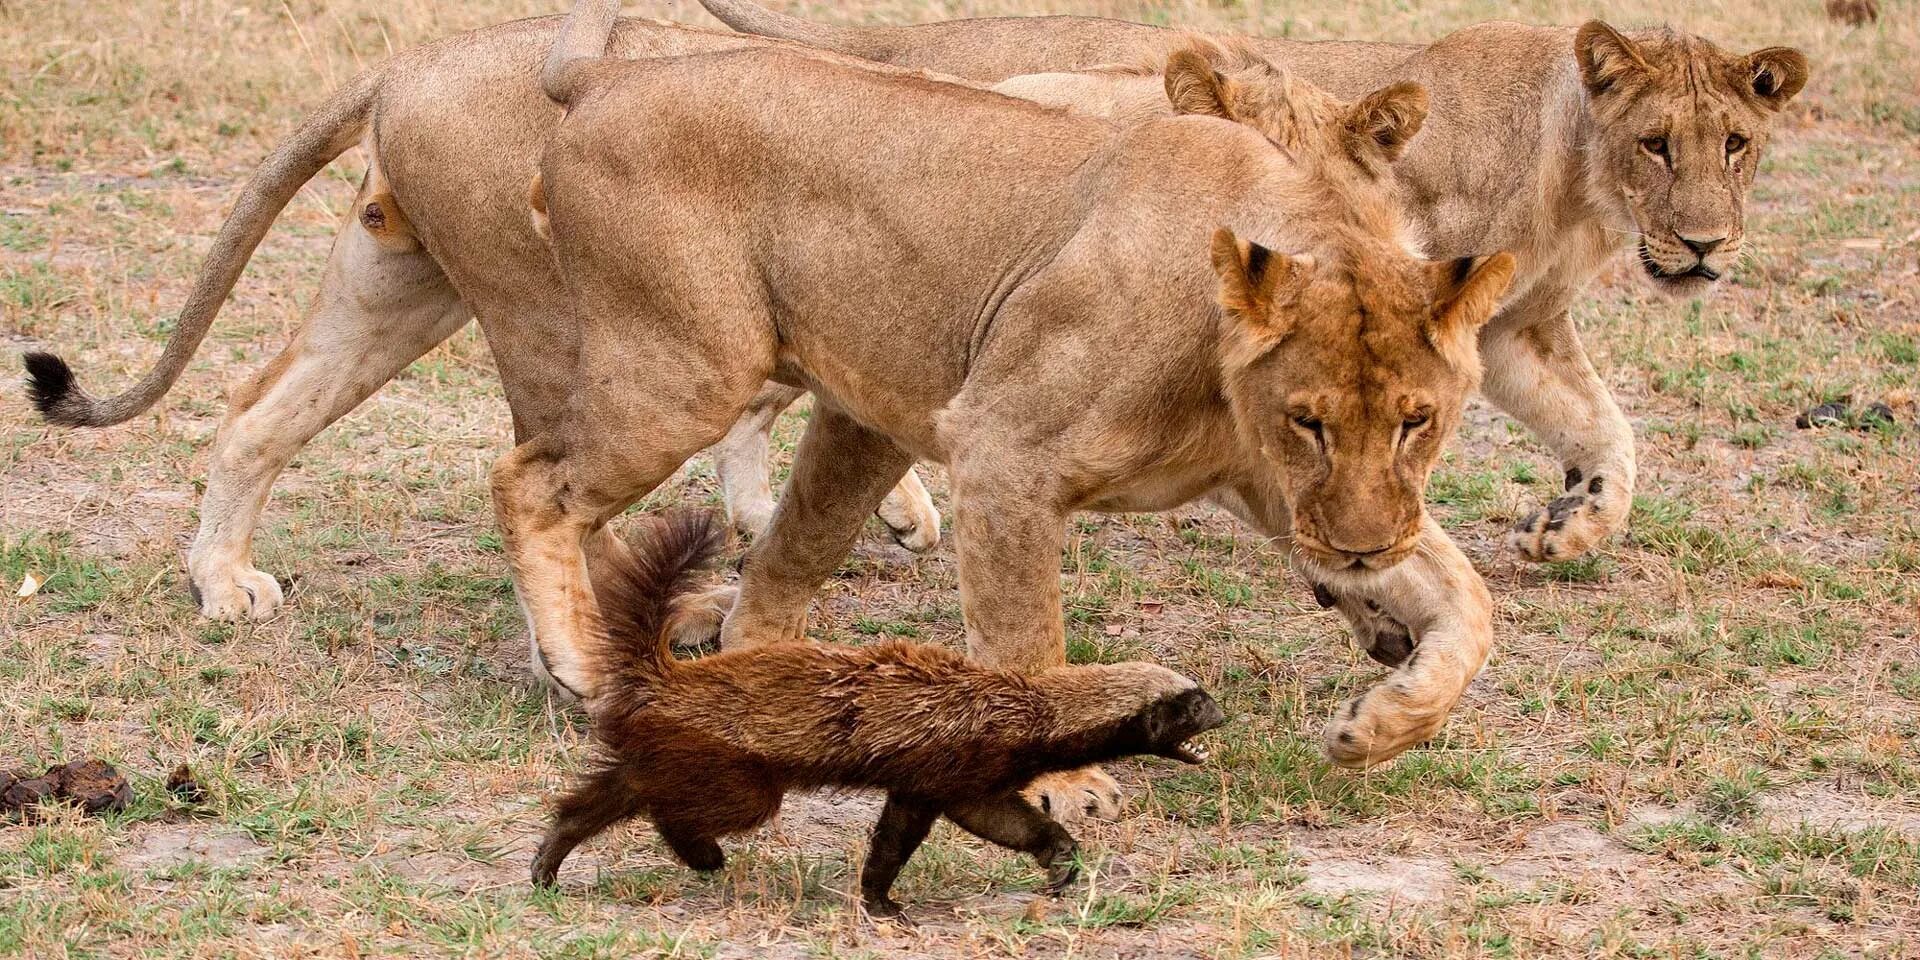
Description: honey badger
533,512,1226,916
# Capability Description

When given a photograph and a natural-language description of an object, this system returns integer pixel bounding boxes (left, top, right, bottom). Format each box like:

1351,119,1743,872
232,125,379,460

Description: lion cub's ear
1165,49,1238,120
1426,253,1517,371
1743,47,1809,111
1210,228,1314,338
1575,21,1652,97
1343,82,1428,167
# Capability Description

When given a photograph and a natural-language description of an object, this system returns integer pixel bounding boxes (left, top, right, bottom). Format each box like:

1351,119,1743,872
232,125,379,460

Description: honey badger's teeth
1168,741,1212,764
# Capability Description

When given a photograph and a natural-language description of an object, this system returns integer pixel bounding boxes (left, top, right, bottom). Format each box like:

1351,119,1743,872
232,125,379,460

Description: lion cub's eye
1403,413,1430,431
1292,415,1323,436
1725,133,1749,155
1639,136,1669,160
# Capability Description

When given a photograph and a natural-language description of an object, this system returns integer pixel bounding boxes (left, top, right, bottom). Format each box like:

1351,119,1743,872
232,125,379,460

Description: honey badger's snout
1131,687,1228,764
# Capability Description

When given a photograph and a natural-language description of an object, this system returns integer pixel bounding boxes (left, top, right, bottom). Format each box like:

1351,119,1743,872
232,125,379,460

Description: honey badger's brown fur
534,512,1224,916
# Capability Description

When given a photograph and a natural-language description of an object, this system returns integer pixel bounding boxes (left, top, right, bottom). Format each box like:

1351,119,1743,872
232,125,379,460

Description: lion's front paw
1321,688,1448,769
1021,767,1123,825
1311,583,1415,667
189,560,285,621
1508,470,1623,563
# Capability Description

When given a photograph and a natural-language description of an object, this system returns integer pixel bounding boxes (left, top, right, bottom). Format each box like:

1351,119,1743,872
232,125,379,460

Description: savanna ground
3,0,1918,955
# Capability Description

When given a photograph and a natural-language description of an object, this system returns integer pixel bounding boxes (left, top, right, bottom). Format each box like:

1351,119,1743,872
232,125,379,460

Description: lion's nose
1681,234,1728,257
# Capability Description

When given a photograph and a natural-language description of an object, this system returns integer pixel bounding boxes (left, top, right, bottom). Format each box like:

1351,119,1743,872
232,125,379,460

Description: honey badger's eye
1639,136,1669,160
1726,133,1748,154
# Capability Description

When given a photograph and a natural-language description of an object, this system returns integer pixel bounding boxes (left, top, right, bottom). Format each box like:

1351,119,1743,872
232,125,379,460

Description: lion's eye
1292,415,1323,436
1403,414,1430,431
1726,133,1748,154
1639,136,1669,160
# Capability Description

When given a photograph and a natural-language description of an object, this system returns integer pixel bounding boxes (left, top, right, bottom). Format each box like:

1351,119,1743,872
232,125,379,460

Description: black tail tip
22,351,75,418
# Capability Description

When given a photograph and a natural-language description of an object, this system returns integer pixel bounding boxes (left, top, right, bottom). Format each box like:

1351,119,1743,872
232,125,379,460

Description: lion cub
533,512,1225,917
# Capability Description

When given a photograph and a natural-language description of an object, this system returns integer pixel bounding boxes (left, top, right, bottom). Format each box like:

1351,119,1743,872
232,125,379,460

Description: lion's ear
1428,253,1512,372
1165,49,1237,120
1427,253,1516,368
1343,82,1428,166
1744,47,1809,110
1210,228,1313,338
1575,21,1651,97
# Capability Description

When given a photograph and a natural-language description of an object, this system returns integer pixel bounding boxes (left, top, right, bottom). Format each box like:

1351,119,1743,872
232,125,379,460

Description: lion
699,0,1809,567
21,19,949,625
494,0,1514,823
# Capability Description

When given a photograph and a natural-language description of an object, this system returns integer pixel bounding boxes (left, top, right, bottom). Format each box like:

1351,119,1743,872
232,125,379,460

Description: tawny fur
534,512,1223,917
499,1,1517,811
697,0,1808,569
17,4,1804,814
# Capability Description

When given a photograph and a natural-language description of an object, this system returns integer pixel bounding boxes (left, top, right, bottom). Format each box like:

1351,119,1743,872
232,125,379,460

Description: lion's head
1575,21,1808,296
1211,232,1514,572
1165,46,1515,572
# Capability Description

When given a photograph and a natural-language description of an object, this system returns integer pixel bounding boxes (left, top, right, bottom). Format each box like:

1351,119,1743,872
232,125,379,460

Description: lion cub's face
1212,234,1515,572
1575,21,1808,298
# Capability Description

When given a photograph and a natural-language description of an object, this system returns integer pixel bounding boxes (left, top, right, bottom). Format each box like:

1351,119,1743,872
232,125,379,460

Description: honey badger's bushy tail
589,512,728,689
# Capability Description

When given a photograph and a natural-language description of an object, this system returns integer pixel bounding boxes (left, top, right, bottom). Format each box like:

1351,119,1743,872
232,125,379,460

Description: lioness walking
493,0,1515,813
700,0,1809,567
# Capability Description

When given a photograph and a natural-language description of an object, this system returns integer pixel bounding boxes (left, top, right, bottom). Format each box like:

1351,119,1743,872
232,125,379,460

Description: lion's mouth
1639,243,1721,283
1291,530,1417,572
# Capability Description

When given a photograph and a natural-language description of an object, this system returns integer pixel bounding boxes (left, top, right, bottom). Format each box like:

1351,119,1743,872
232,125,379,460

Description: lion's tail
696,0,883,58
588,512,728,691
542,0,621,106
24,68,378,428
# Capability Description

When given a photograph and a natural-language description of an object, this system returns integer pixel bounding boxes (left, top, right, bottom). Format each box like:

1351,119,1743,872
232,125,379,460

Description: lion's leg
713,382,805,540
189,196,467,621
718,403,916,650
710,383,942,553
1312,515,1494,767
495,335,771,698
1480,306,1635,563
942,456,1121,825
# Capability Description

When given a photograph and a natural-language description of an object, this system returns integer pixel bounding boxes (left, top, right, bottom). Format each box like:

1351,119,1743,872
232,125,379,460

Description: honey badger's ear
1165,49,1237,120
1744,47,1809,111
1426,252,1516,370
1210,228,1314,339
1343,82,1428,166
1575,21,1651,97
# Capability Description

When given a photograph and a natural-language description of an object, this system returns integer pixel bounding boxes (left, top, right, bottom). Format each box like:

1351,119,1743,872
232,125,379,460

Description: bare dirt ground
3,1,1917,956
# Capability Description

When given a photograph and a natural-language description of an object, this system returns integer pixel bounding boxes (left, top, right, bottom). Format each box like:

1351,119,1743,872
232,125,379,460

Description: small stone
1856,402,1896,429
1795,401,1849,429
166,764,207,805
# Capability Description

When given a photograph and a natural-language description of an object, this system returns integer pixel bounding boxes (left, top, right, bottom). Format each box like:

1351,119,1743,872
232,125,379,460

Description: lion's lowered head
1210,232,1515,573
1574,20,1807,297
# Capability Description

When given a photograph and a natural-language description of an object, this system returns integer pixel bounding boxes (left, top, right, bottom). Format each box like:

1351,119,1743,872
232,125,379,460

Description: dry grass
4,0,1918,957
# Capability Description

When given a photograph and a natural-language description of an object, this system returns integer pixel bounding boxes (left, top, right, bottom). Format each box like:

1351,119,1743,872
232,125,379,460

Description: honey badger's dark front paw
1508,469,1624,562
1310,582,1416,667
863,895,911,922
1036,837,1080,893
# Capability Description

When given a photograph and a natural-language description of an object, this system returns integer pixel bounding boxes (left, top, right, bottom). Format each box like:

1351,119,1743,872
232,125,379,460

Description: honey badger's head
1039,663,1228,765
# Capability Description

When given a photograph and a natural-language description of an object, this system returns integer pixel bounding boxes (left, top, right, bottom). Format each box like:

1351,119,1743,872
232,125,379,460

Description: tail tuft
591,511,730,692
23,352,84,425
